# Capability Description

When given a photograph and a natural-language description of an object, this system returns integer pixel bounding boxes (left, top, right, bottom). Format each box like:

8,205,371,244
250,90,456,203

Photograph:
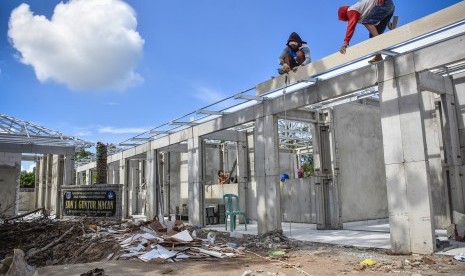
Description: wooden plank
256,1,465,94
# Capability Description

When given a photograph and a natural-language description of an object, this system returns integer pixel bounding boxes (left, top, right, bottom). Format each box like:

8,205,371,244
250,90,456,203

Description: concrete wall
204,183,239,205
205,145,221,185
279,150,298,179
333,103,389,222
19,188,36,211
280,178,317,223
0,152,21,216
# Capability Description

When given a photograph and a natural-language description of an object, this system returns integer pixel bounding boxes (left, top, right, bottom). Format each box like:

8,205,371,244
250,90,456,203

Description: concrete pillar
38,155,47,208
45,154,53,209
146,150,159,220
119,157,128,218
453,72,465,202
441,77,464,217
187,137,204,226
379,54,436,254
85,169,92,185
254,114,281,234
129,159,139,215
139,160,146,215
169,152,181,215
76,171,84,185
51,155,64,218
236,138,248,221
34,159,40,208
63,154,74,186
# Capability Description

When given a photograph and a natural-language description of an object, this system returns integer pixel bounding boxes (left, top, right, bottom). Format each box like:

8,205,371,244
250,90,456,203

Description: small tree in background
20,170,35,188
96,142,107,184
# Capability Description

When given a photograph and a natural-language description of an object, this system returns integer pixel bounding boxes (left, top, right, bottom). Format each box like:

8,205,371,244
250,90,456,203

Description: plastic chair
223,194,247,232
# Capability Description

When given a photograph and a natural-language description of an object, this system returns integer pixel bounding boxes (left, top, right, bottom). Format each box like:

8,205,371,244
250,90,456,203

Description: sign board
63,190,117,217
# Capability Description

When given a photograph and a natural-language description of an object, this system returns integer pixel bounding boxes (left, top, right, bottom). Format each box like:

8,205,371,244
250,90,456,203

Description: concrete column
254,114,281,234
77,171,84,185
451,72,465,221
38,155,47,208
146,150,159,220
119,157,128,218
107,162,117,184
63,154,74,186
169,152,181,215
187,137,204,226
85,169,92,185
129,160,139,215
379,55,436,254
441,77,464,217
34,159,40,208
45,154,53,209
139,160,146,215
51,155,64,218
236,138,248,220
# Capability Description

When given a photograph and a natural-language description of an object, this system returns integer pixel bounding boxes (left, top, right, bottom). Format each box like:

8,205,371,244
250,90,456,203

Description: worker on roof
338,0,395,63
278,32,311,75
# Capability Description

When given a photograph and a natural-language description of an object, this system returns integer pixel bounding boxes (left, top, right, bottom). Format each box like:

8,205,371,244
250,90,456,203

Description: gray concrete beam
277,109,317,123
418,71,447,94
0,143,74,155
159,144,188,153
201,130,247,142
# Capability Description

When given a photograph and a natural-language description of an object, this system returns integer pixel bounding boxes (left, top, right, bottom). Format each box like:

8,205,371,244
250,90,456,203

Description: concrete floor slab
205,221,465,256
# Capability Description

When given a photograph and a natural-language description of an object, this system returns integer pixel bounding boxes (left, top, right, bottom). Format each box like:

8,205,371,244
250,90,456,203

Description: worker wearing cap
338,0,395,63
278,32,311,74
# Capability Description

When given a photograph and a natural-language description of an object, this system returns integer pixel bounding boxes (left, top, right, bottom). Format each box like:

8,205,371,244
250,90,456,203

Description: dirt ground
38,245,465,276
2,217,465,275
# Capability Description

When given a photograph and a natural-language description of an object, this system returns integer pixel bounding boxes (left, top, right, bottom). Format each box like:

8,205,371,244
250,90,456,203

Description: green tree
75,148,94,161
20,171,35,188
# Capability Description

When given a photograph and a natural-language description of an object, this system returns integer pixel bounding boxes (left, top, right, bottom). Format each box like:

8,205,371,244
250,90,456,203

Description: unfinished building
3,2,465,255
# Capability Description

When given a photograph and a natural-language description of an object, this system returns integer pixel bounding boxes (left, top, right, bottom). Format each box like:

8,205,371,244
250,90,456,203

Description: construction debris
0,212,243,268
1,249,38,276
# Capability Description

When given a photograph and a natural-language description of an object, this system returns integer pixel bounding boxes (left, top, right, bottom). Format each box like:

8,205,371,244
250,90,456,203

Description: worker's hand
339,44,348,54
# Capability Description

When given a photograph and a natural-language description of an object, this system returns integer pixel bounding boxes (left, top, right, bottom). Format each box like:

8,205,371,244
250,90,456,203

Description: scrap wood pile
0,209,119,267
0,210,244,268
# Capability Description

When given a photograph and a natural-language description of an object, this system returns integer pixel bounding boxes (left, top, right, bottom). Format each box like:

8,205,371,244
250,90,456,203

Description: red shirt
344,10,361,45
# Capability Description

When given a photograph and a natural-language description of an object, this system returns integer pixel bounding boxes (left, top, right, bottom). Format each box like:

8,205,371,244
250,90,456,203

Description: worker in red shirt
338,0,395,63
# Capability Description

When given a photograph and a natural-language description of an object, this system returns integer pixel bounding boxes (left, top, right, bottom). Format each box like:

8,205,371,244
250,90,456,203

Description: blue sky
1,0,463,154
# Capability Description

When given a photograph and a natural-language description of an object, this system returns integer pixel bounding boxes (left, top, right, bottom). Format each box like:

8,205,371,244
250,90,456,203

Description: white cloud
8,0,144,91
98,126,148,134
192,85,227,103
75,130,92,136
21,163,36,173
